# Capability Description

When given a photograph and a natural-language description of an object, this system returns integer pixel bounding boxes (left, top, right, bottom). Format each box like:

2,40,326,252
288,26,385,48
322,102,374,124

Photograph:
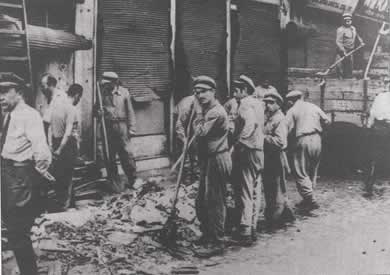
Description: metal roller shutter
232,1,281,88
176,0,227,100
98,0,170,101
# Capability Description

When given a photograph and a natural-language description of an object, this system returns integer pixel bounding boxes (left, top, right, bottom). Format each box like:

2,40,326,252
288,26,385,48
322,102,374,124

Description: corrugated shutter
176,0,227,100
98,0,170,100
232,1,280,88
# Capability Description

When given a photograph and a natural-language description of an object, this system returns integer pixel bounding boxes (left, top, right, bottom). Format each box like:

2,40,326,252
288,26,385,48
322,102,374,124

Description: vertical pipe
92,0,98,161
169,0,176,158
226,0,232,97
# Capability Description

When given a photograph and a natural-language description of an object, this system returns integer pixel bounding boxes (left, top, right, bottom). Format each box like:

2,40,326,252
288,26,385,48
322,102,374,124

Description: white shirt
43,88,66,123
1,101,52,170
368,92,390,127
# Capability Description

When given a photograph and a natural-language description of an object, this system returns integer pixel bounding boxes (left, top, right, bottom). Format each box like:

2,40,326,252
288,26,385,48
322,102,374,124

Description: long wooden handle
364,22,386,79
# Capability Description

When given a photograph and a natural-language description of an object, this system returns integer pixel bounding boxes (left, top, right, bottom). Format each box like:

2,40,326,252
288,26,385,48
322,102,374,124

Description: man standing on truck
335,13,364,79
285,90,330,211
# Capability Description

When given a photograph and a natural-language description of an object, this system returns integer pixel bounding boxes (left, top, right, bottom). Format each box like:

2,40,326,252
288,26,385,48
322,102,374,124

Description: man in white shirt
39,73,66,139
366,77,390,192
0,73,51,275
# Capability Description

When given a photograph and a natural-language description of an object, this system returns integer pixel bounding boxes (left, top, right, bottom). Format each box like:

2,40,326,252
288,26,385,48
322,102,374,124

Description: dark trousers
336,50,354,79
52,136,78,208
196,151,232,243
1,159,42,275
107,129,136,188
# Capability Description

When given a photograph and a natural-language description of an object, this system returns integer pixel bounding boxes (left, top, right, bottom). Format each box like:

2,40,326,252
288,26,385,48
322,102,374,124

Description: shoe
232,234,253,247
195,243,224,258
306,200,320,210
295,199,319,211
193,235,209,246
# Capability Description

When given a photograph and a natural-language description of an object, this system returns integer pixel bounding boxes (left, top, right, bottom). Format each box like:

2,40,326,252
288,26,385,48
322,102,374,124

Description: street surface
199,176,390,275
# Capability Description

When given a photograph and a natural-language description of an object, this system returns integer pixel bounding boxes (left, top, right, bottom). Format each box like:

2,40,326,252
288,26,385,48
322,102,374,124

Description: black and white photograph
0,0,390,274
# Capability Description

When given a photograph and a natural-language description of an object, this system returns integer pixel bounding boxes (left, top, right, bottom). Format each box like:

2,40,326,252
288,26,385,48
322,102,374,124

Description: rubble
2,175,204,274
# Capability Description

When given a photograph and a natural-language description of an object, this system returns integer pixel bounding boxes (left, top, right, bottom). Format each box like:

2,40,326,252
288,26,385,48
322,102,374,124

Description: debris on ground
2,175,203,274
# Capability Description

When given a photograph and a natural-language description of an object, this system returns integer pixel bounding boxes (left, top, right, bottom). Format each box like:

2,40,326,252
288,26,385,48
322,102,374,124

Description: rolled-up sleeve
265,119,288,150
26,112,52,171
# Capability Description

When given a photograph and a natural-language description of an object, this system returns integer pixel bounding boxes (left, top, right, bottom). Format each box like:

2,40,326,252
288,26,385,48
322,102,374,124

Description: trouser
232,147,263,236
336,50,354,79
107,127,137,188
292,134,322,201
52,136,78,208
1,159,42,275
196,151,232,243
263,149,293,223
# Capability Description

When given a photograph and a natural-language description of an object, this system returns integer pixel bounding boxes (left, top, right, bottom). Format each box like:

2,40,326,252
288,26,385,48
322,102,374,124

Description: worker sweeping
335,13,364,79
263,91,295,228
230,75,264,246
285,90,330,211
192,76,232,257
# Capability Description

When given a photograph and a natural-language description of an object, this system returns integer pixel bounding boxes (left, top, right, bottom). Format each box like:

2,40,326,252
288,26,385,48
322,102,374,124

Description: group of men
0,70,137,275
175,74,330,257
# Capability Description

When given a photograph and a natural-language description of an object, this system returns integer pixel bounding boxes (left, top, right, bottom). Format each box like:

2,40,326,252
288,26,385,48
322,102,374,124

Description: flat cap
193,75,216,90
101,71,119,84
0,72,25,88
238,75,255,91
263,90,283,104
286,90,303,99
342,12,352,19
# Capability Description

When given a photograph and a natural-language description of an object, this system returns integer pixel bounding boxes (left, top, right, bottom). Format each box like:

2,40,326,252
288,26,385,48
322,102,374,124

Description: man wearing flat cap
285,90,330,210
99,72,137,191
0,73,51,275
230,75,264,246
263,91,294,227
192,75,232,257
336,12,364,78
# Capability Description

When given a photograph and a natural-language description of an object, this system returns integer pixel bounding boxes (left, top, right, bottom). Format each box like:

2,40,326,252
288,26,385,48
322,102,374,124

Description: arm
126,94,136,136
265,119,288,149
26,112,52,172
238,105,257,141
284,109,296,135
195,110,220,137
318,107,331,125
336,27,346,54
356,31,364,46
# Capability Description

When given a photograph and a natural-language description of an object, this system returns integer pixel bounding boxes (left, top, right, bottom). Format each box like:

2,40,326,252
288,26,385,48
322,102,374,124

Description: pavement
200,176,390,275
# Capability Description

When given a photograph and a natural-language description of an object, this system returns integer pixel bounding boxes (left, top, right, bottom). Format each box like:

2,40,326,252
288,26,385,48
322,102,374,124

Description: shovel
315,44,365,85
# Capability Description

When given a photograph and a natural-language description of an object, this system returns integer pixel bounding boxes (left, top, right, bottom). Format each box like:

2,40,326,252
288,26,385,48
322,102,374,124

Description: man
231,75,264,246
263,91,295,227
285,90,330,210
192,75,232,257
336,13,364,79
50,84,83,210
253,76,278,101
40,73,66,139
366,76,390,191
0,73,52,275
100,72,137,191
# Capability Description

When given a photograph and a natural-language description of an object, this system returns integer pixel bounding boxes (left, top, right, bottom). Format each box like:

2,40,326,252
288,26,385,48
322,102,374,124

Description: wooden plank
74,0,96,158
325,79,363,93
324,99,364,112
331,112,365,127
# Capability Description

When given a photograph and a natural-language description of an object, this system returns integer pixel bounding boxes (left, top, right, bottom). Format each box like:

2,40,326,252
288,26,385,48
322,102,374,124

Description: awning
0,15,92,53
